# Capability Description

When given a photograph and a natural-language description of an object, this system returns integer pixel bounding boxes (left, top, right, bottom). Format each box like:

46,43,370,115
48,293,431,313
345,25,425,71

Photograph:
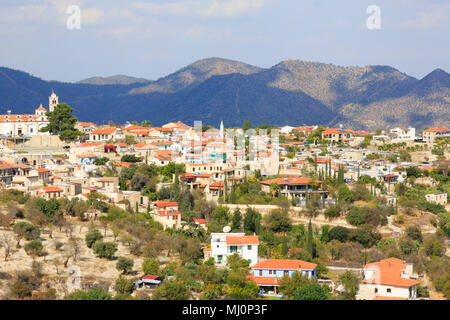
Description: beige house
425,192,447,206
152,201,181,230
422,127,449,144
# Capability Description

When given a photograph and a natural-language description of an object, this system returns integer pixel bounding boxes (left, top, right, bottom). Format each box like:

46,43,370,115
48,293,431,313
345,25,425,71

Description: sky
0,0,449,82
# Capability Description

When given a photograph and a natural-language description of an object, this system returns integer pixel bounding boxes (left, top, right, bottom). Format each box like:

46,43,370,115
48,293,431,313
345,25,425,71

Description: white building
0,92,59,136
357,258,419,300
390,127,416,141
209,232,259,267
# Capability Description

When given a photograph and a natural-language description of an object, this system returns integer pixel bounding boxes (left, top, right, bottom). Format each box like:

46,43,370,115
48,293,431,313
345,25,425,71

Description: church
0,92,58,137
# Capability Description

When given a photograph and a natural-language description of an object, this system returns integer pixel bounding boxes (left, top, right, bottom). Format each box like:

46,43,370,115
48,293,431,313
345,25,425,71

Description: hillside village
0,92,448,300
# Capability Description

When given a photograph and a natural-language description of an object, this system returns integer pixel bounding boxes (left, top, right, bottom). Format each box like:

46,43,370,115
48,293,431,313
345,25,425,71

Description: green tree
93,241,118,260
115,276,135,295
231,208,242,231
152,280,191,300
329,226,349,242
116,257,134,274
24,239,44,259
242,120,252,131
338,271,360,300
142,258,160,275
243,208,261,235
69,288,112,300
346,207,367,226
293,282,329,300
39,103,82,141
85,228,103,248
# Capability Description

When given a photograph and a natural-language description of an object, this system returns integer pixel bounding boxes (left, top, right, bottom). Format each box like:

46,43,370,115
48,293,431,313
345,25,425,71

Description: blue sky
0,0,449,82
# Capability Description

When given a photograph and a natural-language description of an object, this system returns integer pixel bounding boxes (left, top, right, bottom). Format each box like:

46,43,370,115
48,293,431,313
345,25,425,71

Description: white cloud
200,0,269,17
399,3,450,29
132,0,271,18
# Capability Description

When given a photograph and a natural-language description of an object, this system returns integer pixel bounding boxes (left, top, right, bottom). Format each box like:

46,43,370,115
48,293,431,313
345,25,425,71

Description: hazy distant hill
129,57,262,94
77,75,151,85
0,58,448,129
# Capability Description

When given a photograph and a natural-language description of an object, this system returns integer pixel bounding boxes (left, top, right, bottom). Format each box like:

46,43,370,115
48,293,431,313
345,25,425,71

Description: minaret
220,120,224,138
49,91,59,112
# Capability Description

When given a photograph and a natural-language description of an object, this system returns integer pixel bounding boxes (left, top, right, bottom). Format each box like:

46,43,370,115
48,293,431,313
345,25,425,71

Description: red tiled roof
155,202,178,207
252,259,317,271
36,168,49,173
142,275,159,280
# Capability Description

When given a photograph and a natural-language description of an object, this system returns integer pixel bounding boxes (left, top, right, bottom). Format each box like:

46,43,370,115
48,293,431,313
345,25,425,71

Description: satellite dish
222,226,231,233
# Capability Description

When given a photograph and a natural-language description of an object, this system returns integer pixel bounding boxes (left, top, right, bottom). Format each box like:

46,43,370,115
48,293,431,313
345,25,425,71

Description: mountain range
0,57,448,130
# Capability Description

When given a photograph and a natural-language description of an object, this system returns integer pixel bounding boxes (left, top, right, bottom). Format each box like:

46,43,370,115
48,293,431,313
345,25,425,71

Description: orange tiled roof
42,186,63,192
226,235,259,245
373,296,408,300
155,202,178,207
91,127,118,135
252,259,317,271
260,177,319,185
362,258,419,288
247,275,282,286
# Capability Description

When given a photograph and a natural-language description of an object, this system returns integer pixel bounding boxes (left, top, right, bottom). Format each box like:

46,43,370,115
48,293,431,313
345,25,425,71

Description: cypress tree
307,220,313,257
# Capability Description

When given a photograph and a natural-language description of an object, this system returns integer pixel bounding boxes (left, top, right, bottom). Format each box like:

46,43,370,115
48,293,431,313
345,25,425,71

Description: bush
406,226,423,243
69,288,112,300
293,283,329,300
93,241,118,260
152,280,191,300
24,240,44,258
325,205,341,220
10,280,32,299
116,257,134,274
13,222,40,241
115,276,135,295
346,207,366,226
85,229,103,248
142,258,160,276
329,226,349,242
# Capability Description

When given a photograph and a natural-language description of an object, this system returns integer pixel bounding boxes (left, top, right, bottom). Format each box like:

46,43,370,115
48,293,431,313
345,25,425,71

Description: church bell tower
49,91,59,112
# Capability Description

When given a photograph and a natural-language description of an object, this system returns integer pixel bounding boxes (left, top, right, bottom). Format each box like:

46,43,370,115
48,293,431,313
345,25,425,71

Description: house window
375,288,378,294
387,288,391,293
259,270,262,276
247,245,252,250
217,255,222,262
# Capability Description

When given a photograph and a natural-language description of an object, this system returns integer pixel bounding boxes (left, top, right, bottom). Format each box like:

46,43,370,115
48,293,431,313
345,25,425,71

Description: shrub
10,280,32,299
69,288,112,300
346,207,366,226
293,283,329,300
115,276,135,295
93,241,118,260
85,229,103,248
24,240,44,258
116,257,134,274
142,258,160,276
329,226,349,242
13,222,40,241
